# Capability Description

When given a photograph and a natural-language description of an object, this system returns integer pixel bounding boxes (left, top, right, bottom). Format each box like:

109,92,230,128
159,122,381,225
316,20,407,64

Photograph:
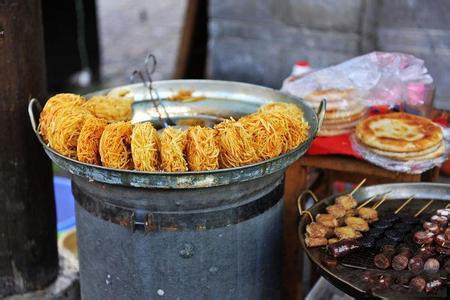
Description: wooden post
0,0,58,296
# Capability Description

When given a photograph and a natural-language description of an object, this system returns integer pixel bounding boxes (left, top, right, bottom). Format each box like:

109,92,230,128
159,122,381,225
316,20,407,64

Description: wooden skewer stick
349,178,367,196
372,194,389,210
394,195,415,215
414,199,434,218
357,195,377,209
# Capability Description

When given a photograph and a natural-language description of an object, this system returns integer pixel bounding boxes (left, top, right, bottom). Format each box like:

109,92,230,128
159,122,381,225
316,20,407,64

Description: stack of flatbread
304,89,367,136
355,112,445,161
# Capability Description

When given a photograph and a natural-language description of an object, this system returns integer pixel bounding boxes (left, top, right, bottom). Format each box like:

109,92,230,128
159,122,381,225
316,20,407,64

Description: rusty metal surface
298,183,450,299
29,80,323,189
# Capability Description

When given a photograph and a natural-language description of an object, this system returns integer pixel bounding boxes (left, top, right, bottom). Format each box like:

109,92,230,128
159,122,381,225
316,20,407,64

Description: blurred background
44,0,450,111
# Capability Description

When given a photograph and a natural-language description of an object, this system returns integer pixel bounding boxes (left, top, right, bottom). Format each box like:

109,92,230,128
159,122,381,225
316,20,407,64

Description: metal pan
298,183,450,299
28,80,325,189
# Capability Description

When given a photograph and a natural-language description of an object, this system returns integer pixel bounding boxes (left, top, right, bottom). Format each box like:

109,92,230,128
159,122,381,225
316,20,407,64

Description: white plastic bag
282,52,434,112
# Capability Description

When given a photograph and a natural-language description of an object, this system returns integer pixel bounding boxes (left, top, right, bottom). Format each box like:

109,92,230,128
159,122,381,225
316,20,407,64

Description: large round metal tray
29,80,325,189
298,183,450,299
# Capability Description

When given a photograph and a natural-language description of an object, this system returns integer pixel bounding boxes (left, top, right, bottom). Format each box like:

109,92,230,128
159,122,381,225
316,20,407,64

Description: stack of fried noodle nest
40,93,309,172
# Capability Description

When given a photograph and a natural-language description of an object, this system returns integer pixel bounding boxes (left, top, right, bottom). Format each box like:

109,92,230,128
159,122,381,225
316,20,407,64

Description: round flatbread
318,127,352,136
356,113,443,153
325,106,367,122
370,141,445,161
304,89,355,102
305,97,361,112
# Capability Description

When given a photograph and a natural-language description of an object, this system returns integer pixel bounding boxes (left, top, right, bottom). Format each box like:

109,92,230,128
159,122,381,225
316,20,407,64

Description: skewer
372,194,390,210
394,195,415,214
357,195,377,209
357,191,391,209
414,200,434,218
349,178,367,196
446,203,450,209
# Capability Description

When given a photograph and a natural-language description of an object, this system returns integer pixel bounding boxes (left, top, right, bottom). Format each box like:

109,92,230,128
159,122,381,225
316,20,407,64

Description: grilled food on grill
345,217,369,232
326,204,346,218
345,208,357,217
305,235,328,247
334,226,362,240
306,222,333,238
328,238,339,245
328,239,361,258
335,194,358,210
358,207,379,222
316,214,338,228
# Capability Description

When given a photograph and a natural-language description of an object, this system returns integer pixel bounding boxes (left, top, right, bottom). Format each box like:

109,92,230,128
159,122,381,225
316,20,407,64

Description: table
283,154,439,299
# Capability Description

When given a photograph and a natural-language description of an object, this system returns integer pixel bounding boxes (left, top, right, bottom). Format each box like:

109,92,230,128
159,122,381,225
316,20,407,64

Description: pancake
304,97,361,112
324,106,367,121
304,88,355,102
318,127,353,136
356,113,443,153
369,141,445,161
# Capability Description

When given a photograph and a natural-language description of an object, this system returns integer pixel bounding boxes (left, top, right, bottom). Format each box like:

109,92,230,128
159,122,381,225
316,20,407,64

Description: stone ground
96,0,187,88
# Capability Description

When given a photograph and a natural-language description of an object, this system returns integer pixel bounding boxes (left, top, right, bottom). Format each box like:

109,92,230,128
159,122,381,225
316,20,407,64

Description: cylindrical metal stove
73,171,283,299
29,80,324,299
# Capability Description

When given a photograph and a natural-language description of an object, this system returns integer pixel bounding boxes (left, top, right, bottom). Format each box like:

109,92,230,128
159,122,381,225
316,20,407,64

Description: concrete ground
96,0,187,88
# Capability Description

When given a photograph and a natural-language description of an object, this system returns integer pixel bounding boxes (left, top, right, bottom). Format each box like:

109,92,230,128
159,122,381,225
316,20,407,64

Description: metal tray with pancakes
355,112,443,153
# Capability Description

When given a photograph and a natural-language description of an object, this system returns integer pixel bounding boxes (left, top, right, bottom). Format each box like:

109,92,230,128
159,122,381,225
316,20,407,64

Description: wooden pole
0,0,58,296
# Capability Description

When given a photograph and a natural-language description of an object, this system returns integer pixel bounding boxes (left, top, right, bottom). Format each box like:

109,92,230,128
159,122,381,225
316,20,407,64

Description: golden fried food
131,122,160,171
257,102,304,120
358,207,379,222
345,208,357,217
47,106,91,158
83,95,133,123
99,121,133,170
326,204,346,218
185,126,219,171
77,116,108,165
305,235,328,247
159,127,188,172
306,222,333,238
345,217,369,232
240,110,309,159
336,217,346,227
316,214,338,228
40,93,86,142
334,226,362,240
328,238,340,245
214,119,258,168
335,194,358,210
356,112,443,153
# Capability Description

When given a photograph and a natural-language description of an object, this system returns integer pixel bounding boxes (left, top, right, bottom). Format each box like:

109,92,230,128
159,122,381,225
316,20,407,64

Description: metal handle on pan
28,98,42,135
297,189,319,222
315,99,326,135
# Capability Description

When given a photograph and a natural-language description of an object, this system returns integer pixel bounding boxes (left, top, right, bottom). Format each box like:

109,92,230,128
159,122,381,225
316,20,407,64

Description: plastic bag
281,52,434,136
282,51,433,106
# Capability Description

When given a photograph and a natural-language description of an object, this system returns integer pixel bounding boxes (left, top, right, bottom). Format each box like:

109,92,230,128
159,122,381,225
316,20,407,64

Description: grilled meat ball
334,226,362,240
358,207,379,222
345,217,369,232
335,194,357,210
316,214,338,228
326,204,346,218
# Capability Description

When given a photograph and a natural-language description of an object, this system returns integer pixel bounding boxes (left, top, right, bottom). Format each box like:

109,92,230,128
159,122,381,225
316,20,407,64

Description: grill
298,183,450,299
